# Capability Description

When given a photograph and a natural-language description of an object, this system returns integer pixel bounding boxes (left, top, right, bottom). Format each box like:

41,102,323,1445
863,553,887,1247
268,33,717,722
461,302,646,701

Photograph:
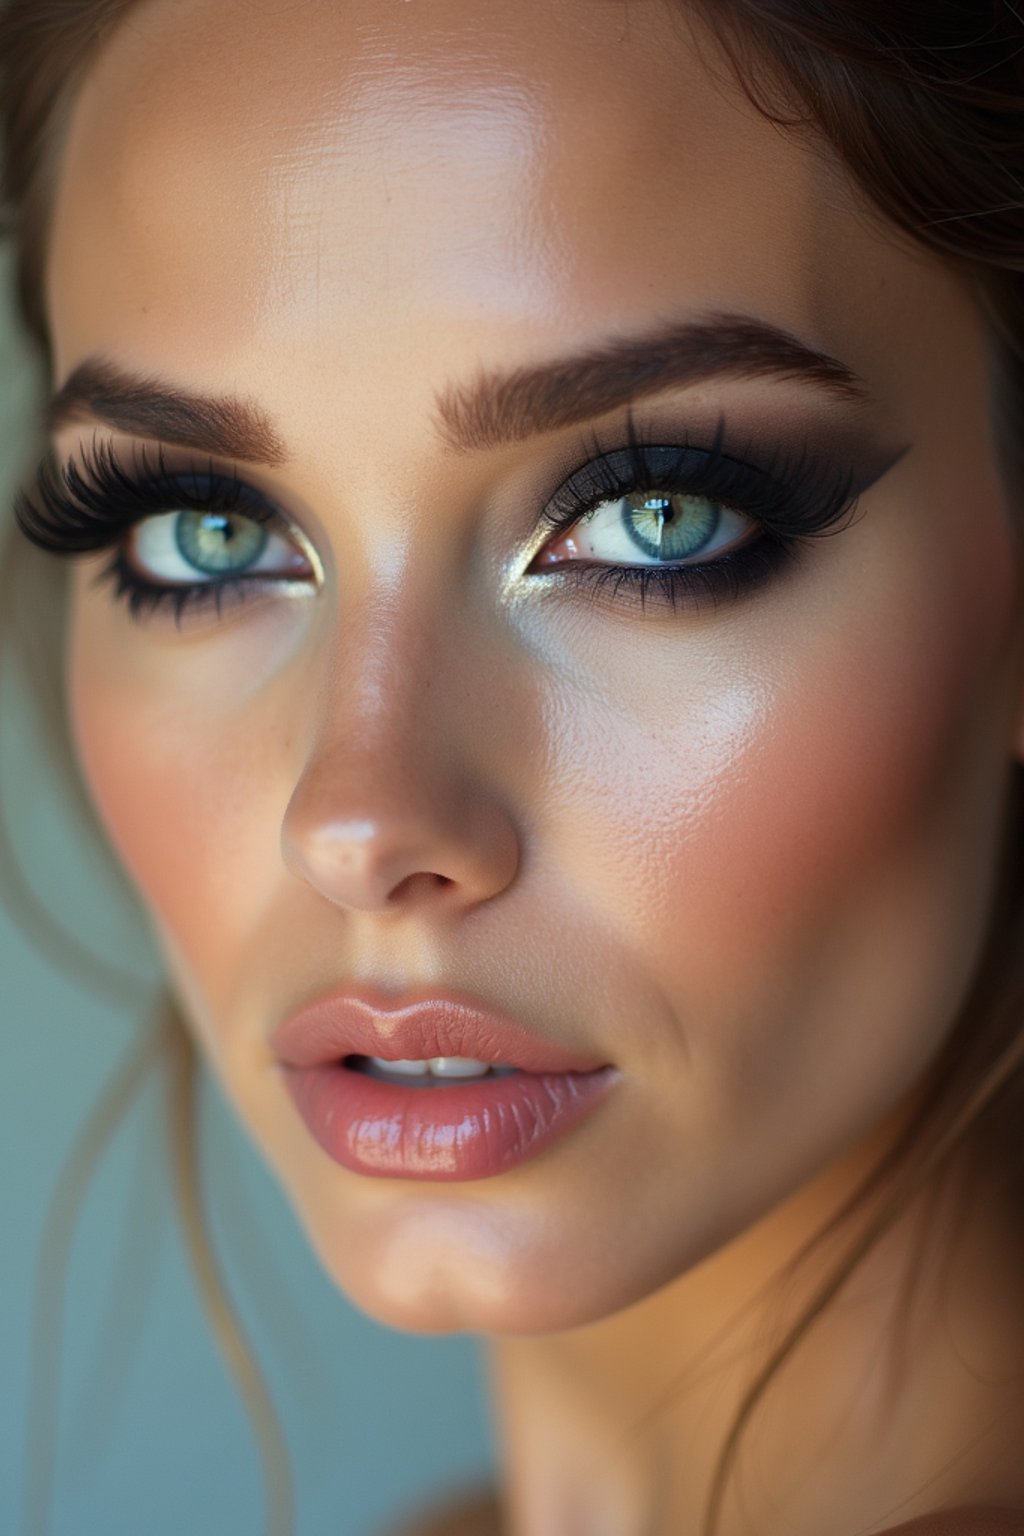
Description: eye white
127,510,309,585
567,493,752,565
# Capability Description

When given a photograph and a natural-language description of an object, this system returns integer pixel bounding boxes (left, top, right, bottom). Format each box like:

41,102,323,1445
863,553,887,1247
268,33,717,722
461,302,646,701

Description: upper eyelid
537,421,788,517
58,441,324,570
37,418,885,551
541,438,800,520
546,445,751,512
45,434,289,520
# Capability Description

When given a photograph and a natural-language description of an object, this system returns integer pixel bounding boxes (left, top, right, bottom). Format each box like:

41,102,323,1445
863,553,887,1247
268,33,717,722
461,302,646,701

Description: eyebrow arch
434,311,872,453
46,357,288,466
45,314,868,467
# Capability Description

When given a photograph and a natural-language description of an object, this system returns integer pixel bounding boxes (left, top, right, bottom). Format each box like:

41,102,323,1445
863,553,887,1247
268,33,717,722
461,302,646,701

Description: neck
485,1109,1024,1536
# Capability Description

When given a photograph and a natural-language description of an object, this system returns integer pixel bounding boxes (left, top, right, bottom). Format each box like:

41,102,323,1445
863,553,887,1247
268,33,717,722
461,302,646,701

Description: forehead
45,0,972,418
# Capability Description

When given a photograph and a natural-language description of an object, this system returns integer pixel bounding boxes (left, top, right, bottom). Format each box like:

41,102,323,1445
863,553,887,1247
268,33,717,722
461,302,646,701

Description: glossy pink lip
270,987,620,1182
269,986,611,1073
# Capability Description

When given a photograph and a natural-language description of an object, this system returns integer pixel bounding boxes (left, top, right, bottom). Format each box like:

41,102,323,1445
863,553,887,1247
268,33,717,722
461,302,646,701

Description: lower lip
278,1060,620,1181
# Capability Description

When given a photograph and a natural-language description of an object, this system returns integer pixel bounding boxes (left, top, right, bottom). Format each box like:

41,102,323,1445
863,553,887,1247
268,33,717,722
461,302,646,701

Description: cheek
64,471,1017,1118
539,491,1018,1115
64,591,308,1056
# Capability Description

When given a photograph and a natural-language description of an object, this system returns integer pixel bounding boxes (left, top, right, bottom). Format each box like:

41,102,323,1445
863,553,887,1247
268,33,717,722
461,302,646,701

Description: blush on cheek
639,553,1015,1117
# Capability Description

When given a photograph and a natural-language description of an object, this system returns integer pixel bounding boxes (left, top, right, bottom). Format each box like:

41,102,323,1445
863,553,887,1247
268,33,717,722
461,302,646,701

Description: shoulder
378,1484,504,1536
380,1494,1024,1536
382,1499,1024,1536
878,1508,1024,1535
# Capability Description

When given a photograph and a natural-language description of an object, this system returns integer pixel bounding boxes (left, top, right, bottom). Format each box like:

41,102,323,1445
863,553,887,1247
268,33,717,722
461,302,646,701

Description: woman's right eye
13,443,320,626
126,508,312,586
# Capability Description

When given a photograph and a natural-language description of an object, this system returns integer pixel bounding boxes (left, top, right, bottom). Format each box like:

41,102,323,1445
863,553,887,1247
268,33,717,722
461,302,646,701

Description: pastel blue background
0,249,498,1536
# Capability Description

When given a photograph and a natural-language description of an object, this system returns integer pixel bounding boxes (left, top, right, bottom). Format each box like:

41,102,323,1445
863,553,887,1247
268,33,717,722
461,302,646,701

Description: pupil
642,495,671,520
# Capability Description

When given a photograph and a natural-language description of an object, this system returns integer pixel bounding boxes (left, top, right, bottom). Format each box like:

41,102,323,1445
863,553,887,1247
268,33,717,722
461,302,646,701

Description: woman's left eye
127,508,310,587
534,489,755,569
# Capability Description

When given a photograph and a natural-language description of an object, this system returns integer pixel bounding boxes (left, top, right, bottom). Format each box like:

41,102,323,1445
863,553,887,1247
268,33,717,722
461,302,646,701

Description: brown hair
1,3,1023,1535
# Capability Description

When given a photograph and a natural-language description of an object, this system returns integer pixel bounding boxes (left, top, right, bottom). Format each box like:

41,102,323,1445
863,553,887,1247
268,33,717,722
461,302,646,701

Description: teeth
429,1056,493,1078
367,1055,513,1079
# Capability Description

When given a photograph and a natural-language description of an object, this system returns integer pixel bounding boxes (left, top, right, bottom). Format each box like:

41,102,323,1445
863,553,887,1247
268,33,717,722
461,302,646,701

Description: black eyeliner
13,436,283,554
541,411,864,543
11,414,908,626
529,410,908,613
13,437,305,627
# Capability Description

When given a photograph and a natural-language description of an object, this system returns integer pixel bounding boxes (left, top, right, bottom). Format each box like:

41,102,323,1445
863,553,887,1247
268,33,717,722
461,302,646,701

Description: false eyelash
13,437,304,626
538,412,863,547
10,417,865,628
523,412,866,613
13,436,283,555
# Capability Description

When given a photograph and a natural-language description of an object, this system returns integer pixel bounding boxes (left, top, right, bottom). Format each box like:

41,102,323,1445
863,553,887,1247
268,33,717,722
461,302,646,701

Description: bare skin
34,0,1024,1531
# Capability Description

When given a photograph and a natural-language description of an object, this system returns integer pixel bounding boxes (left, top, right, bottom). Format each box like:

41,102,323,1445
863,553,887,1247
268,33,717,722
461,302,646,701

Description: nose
280,629,521,917
282,785,520,915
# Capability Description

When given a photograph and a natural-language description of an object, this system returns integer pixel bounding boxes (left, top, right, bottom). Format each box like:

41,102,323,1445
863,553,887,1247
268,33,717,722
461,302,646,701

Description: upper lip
269,986,611,1074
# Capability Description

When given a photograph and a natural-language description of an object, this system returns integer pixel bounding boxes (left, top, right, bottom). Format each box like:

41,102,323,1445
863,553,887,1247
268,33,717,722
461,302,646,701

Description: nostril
386,870,454,904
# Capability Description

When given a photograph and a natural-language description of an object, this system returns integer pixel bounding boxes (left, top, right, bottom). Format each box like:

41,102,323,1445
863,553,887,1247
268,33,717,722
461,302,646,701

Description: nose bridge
280,586,521,914
325,588,441,764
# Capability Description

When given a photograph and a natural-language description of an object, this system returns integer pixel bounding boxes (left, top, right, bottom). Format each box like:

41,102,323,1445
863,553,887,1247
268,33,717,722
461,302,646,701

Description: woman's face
47,0,1024,1333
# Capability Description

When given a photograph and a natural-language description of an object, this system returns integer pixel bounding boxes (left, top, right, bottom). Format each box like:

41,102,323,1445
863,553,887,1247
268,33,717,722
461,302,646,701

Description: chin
292,1197,694,1338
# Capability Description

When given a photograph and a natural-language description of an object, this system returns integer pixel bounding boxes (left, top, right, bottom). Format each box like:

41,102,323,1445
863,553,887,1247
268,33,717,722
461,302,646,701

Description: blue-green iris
622,491,720,561
175,512,268,575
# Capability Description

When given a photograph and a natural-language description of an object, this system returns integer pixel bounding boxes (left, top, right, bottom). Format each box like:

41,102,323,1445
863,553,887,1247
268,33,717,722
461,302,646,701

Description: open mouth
280,1056,621,1179
344,1054,523,1085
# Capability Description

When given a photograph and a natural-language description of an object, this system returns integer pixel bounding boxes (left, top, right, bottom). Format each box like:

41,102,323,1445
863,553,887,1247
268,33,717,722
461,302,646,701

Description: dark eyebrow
46,315,867,465
46,357,288,466
434,312,872,453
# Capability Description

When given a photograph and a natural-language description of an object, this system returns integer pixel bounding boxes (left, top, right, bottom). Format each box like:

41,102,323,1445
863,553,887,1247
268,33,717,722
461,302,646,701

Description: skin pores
40,0,1024,1521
